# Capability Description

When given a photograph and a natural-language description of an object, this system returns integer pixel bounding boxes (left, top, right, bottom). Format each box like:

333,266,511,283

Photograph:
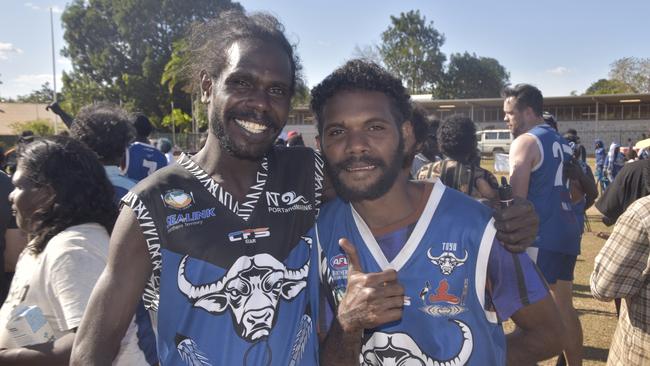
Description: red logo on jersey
428,279,460,304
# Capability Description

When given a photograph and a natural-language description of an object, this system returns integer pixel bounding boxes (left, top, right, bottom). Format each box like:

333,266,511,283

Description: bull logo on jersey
360,320,473,366
177,254,309,342
427,249,468,275
163,190,194,210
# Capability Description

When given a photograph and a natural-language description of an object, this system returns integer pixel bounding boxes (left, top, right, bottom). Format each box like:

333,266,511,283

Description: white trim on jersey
526,125,546,173
475,218,498,324
350,180,445,272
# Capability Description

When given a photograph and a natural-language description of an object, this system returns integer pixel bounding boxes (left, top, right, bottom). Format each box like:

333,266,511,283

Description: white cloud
0,43,24,60
24,2,40,11
24,3,62,13
547,66,570,76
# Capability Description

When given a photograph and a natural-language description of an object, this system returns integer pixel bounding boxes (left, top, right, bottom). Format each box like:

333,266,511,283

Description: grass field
480,156,616,365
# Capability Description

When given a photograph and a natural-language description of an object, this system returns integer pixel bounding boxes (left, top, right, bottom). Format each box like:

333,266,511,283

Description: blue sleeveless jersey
124,142,168,182
123,148,323,366
317,182,506,365
525,125,580,255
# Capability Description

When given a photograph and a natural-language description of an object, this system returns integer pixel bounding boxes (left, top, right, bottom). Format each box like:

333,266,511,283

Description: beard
210,106,280,162
325,135,405,202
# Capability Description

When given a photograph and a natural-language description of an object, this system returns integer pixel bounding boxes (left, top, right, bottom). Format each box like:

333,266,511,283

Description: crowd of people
0,9,646,366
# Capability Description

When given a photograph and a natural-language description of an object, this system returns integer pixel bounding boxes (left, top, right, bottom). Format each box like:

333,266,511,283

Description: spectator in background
122,114,167,181
409,104,438,177
591,195,650,365
0,170,26,304
68,104,158,364
564,128,586,163
286,131,305,147
596,158,650,226
0,136,147,364
69,103,137,203
605,142,625,183
594,139,608,193
626,148,638,163
156,137,174,163
418,114,498,200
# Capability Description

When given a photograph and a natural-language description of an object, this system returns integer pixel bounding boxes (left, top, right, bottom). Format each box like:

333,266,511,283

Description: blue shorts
525,247,576,285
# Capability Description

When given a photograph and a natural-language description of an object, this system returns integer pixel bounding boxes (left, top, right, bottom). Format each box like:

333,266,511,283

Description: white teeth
347,166,375,171
235,119,268,134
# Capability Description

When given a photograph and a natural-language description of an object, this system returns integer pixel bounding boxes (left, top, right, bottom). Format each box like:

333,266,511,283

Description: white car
476,129,513,155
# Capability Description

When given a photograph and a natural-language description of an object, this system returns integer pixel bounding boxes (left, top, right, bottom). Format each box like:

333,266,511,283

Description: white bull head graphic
177,253,309,342
360,320,473,366
427,249,468,275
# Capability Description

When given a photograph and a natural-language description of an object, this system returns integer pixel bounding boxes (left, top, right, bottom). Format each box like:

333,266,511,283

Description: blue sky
1,0,649,99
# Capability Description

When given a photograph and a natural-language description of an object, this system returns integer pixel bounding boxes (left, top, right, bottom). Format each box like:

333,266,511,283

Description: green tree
16,82,60,103
608,57,650,93
162,108,193,132
436,52,510,99
61,0,242,123
10,119,56,136
379,10,446,94
584,78,637,95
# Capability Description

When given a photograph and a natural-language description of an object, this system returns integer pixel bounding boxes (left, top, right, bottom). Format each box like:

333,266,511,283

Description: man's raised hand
337,238,405,334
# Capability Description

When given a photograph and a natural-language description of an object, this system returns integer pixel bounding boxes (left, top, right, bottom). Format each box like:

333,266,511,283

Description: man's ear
200,70,212,104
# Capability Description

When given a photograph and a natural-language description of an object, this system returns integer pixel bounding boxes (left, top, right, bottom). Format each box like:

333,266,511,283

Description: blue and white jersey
123,142,168,182
317,182,506,366
525,124,581,255
123,148,323,366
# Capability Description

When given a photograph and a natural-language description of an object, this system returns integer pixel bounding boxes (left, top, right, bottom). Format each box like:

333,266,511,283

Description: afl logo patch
330,254,348,270
163,190,193,210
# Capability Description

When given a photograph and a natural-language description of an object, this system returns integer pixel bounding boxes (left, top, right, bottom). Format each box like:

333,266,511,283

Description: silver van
476,129,513,155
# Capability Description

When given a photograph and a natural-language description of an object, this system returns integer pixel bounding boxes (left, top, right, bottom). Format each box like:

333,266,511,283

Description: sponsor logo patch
166,208,216,232
228,228,271,244
162,190,194,210
418,278,469,318
330,254,348,270
265,191,312,213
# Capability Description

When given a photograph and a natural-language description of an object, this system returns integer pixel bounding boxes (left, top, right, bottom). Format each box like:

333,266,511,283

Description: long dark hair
17,136,117,254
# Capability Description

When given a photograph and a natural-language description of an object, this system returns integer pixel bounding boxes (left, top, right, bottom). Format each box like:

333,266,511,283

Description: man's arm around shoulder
70,207,152,366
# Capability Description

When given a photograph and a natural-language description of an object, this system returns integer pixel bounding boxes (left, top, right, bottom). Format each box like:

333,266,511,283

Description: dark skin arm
321,239,405,366
0,332,75,366
564,159,598,209
70,207,152,366
506,294,564,365
45,102,74,128
492,197,539,253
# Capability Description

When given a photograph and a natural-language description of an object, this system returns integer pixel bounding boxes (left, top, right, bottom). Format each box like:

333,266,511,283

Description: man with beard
71,11,322,365
312,60,562,365
503,84,582,365
71,11,539,366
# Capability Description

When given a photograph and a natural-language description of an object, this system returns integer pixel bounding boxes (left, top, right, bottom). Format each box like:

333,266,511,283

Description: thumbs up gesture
336,238,405,334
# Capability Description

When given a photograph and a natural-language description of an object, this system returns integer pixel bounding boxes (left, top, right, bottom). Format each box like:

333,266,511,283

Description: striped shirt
591,195,650,365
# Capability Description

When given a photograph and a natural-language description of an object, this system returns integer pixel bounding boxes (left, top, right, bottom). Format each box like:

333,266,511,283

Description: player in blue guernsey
504,84,583,365
122,114,168,181
311,60,563,365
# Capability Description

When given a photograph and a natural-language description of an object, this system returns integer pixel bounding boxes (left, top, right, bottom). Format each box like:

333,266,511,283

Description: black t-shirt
596,159,650,224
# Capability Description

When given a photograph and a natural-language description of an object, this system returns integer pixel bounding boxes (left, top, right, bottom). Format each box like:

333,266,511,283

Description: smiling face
320,90,408,202
203,40,293,161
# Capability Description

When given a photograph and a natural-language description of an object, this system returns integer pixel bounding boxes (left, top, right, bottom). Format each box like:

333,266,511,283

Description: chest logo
360,322,473,366
265,191,312,213
177,253,310,343
163,190,194,210
427,249,468,275
228,228,271,244
330,254,348,270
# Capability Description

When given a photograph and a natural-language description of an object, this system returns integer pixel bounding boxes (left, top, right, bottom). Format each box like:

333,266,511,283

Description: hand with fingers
336,238,405,334
492,197,539,253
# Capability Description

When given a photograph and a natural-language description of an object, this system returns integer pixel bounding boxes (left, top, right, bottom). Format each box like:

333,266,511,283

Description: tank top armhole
525,132,544,172
474,218,498,324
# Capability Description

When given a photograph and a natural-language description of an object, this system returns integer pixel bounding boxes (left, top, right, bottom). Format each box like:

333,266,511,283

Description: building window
623,104,640,120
